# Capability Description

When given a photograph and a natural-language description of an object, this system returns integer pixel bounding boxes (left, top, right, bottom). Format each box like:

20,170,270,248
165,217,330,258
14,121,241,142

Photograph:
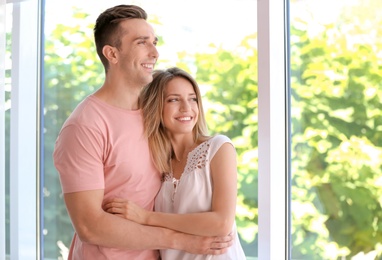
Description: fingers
104,198,128,207
103,200,128,214
213,234,234,244
181,234,234,255
102,197,124,206
102,198,142,222
208,234,233,255
103,201,120,211
105,205,122,214
207,247,229,255
211,240,233,249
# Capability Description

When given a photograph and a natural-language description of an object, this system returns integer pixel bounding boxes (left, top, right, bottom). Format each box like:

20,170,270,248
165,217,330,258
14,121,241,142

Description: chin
144,76,154,84
139,79,151,88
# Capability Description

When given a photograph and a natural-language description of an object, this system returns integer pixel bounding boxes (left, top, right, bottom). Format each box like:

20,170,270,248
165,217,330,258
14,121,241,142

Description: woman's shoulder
201,135,234,159
208,134,232,145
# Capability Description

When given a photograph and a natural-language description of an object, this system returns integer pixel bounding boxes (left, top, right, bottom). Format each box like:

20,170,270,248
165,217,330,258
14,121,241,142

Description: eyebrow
135,36,159,42
166,93,196,97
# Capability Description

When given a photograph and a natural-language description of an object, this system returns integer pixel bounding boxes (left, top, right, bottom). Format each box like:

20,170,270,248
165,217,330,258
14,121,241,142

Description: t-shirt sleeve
53,123,105,193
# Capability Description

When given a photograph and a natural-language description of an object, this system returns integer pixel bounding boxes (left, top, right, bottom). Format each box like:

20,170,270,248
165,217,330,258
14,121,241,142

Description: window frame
0,0,6,256
2,0,42,259
257,0,290,259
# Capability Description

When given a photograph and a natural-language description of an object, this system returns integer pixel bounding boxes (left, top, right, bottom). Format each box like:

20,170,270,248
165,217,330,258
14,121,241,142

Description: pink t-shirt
53,95,161,260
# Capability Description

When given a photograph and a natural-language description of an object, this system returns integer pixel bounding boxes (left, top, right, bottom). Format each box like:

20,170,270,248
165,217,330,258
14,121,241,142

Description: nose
180,100,191,112
150,43,159,59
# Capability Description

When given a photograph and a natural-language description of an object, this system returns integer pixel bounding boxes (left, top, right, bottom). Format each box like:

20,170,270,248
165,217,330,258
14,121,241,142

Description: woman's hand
103,198,149,225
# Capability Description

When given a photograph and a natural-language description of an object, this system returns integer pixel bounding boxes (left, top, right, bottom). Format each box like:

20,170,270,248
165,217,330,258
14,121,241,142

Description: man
53,4,232,260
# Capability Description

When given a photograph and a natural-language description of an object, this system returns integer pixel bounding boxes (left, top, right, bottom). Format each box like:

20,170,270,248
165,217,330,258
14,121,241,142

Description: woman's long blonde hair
139,67,209,174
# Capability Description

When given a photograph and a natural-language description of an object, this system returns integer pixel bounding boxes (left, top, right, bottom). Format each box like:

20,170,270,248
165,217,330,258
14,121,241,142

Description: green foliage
290,0,382,258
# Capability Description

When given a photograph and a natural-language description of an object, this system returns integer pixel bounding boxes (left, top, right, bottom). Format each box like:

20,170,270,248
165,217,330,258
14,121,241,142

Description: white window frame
258,0,290,259
1,0,42,259
0,0,6,256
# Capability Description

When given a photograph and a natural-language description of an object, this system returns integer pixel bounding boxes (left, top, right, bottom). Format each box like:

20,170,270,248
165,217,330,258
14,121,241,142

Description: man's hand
178,233,234,255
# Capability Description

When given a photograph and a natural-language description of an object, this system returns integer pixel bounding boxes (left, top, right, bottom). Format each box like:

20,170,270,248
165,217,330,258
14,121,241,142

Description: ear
102,45,118,65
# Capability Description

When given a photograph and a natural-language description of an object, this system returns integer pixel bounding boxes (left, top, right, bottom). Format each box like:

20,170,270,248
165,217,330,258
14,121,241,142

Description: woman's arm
104,142,238,237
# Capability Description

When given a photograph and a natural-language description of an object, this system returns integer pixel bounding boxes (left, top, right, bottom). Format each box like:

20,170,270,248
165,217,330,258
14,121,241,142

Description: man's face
116,18,159,87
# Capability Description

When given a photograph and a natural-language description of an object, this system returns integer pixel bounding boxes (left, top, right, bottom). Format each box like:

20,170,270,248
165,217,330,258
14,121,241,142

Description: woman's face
162,77,199,136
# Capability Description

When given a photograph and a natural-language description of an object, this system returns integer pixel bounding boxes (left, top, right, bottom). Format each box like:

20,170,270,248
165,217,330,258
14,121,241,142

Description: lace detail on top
163,140,211,182
184,141,210,173
162,139,211,202
162,172,174,182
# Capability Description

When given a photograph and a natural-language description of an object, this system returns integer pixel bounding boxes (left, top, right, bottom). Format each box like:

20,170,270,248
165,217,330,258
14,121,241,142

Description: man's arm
104,143,238,237
64,189,233,254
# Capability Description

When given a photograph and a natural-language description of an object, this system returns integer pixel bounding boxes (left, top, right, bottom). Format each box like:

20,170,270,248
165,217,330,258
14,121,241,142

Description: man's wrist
162,229,184,250
146,211,153,226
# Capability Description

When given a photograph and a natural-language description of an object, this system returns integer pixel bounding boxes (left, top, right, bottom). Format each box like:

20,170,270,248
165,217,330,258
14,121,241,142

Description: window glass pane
43,1,258,259
290,0,382,259
4,3,12,257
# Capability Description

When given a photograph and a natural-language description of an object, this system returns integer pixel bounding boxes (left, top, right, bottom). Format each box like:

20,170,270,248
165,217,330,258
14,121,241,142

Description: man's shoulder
59,96,104,133
71,95,99,115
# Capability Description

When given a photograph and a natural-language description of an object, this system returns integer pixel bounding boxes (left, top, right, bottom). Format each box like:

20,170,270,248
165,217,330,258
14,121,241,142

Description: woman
104,67,246,259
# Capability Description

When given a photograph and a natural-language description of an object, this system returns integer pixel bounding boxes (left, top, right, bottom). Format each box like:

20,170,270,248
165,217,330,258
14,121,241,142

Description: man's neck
94,82,141,110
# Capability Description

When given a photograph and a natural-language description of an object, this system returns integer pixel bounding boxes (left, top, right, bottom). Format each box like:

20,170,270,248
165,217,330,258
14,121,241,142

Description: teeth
178,117,191,121
142,64,153,69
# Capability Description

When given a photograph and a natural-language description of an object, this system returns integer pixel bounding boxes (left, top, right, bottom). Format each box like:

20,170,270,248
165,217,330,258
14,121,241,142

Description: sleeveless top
155,135,246,259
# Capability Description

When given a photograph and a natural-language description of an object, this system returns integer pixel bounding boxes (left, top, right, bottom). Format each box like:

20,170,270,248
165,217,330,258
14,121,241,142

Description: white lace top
155,135,246,260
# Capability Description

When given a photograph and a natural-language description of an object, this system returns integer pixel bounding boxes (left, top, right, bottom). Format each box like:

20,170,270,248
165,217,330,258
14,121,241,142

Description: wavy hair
139,67,209,173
